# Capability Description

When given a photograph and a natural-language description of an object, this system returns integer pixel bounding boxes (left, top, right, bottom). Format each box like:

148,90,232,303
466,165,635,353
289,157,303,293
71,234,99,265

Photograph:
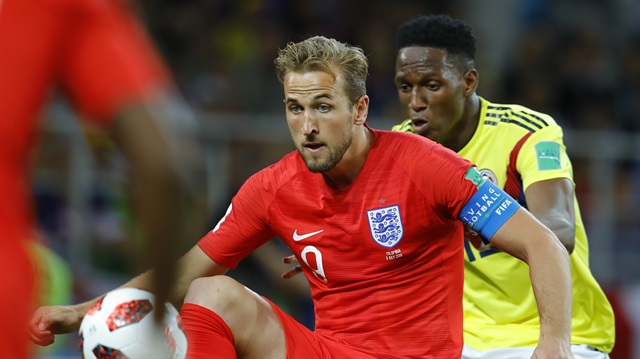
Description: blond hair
274,36,368,106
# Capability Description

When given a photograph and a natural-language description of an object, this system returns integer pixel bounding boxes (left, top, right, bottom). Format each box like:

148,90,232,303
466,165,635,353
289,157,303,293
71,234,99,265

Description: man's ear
463,69,479,96
354,95,369,125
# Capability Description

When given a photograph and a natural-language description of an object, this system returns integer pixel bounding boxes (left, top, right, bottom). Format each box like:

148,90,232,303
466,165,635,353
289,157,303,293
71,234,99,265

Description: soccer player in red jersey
0,0,200,357
29,36,573,359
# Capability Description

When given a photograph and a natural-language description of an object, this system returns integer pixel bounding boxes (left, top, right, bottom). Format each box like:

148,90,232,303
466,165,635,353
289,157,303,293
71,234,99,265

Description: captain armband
457,167,521,243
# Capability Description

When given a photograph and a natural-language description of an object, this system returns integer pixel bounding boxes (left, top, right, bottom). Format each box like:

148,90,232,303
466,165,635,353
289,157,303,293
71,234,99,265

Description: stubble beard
300,131,353,173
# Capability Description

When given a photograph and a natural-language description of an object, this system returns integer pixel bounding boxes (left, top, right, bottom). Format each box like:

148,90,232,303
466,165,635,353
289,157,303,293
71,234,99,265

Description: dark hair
396,14,476,70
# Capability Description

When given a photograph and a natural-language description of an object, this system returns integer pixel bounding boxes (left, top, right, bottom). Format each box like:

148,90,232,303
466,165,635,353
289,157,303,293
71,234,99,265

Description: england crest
367,205,404,248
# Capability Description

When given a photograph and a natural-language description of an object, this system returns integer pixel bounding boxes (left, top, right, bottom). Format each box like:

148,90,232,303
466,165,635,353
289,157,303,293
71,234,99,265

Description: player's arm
59,0,207,310
111,96,204,310
490,209,573,358
458,170,572,357
524,178,576,253
29,245,225,346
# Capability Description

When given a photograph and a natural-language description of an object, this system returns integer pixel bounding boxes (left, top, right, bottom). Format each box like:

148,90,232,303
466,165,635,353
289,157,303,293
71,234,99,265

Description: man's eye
289,105,301,113
318,104,330,112
397,84,410,93
427,82,440,91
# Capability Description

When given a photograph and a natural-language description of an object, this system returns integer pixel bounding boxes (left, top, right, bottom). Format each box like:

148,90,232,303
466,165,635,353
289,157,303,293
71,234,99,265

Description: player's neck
447,94,480,153
322,126,373,190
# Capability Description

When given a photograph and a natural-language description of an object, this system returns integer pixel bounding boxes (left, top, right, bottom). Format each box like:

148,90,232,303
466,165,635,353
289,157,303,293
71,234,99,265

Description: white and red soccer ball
78,288,187,359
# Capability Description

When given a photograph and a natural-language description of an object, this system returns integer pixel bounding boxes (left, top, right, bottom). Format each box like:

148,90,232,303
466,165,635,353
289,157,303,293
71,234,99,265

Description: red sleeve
427,144,477,219
394,134,477,219
198,170,276,269
59,0,170,124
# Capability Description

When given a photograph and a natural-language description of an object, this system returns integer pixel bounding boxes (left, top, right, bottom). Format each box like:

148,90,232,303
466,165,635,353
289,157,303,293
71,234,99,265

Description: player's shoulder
248,150,307,188
372,127,467,168
391,119,414,133
481,97,560,133
373,127,439,155
374,126,432,145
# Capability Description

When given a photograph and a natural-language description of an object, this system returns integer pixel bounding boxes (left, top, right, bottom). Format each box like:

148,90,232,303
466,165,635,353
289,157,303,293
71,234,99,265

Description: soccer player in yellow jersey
391,14,615,358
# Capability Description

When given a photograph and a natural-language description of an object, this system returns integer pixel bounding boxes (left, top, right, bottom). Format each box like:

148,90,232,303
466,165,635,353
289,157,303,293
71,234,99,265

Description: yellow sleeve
391,119,415,133
517,124,574,191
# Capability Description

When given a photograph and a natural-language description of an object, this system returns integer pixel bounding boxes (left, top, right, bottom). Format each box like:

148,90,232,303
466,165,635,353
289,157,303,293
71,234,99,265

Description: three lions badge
367,205,403,248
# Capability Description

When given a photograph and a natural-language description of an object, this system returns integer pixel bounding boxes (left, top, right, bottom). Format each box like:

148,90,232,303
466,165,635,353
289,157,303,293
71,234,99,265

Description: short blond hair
274,36,368,106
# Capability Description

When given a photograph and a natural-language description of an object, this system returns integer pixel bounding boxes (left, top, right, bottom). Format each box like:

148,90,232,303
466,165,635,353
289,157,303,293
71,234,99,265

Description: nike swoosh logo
293,229,324,241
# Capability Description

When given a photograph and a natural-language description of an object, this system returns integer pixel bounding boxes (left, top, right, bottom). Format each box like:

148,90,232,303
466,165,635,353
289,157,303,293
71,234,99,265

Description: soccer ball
78,288,187,359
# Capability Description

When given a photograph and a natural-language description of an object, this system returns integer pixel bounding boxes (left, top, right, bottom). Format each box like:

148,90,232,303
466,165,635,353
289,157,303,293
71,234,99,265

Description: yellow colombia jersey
392,97,615,352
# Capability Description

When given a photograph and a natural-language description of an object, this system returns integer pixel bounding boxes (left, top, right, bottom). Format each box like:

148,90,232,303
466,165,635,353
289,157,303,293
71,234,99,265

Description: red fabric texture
0,242,36,359
0,0,168,357
198,129,472,357
181,303,236,359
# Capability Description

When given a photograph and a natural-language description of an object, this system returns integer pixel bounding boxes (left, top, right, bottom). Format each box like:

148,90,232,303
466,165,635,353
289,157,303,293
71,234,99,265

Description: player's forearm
113,99,204,308
525,179,576,253
58,271,157,331
534,212,575,253
120,246,230,310
130,163,184,304
120,268,188,310
528,232,573,345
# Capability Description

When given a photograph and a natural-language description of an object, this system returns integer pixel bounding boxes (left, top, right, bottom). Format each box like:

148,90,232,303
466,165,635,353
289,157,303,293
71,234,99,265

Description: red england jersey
0,1,168,357
199,128,477,357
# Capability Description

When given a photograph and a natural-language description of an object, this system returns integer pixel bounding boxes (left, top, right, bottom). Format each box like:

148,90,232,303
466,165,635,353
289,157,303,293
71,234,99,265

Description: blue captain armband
458,167,521,243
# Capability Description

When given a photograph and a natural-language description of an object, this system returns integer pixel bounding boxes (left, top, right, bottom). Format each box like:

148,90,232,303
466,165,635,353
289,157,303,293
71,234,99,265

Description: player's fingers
282,255,298,264
28,311,55,346
282,265,303,279
39,313,55,332
28,307,45,329
30,309,53,334
29,329,55,346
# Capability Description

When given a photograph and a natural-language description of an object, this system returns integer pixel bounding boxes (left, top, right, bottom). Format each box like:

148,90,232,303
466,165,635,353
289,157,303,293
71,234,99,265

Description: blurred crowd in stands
137,0,639,131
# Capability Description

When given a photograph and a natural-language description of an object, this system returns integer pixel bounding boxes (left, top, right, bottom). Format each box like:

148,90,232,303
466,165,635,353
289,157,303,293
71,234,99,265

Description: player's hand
464,225,498,252
29,305,85,346
282,255,302,279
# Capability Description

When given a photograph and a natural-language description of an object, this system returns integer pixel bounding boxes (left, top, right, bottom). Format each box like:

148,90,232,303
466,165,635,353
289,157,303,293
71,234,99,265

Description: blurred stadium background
31,0,639,357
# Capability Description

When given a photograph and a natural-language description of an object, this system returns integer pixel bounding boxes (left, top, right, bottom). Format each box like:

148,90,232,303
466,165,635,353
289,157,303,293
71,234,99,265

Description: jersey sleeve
198,171,276,269
391,119,415,133
59,0,170,124
517,124,574,192
429,146,478,219
399,136,477,220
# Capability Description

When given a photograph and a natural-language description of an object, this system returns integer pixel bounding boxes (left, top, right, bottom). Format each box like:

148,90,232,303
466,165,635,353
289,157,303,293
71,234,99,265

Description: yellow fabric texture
392,97,615,352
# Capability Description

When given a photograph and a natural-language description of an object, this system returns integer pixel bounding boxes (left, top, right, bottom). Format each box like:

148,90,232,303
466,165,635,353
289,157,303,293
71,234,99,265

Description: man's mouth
411,119,429,134
303,142,325,152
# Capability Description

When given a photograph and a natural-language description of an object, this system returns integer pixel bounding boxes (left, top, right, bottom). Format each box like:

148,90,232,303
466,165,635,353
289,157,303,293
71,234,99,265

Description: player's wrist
538,332,572,351
70,300,99,321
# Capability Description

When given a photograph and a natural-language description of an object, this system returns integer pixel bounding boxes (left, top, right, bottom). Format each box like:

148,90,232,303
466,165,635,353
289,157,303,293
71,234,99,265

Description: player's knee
184,275,247,314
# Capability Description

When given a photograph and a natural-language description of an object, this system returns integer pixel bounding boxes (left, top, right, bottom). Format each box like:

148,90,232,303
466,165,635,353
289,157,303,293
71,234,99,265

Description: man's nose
409,89,427,112
301,113,317,135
